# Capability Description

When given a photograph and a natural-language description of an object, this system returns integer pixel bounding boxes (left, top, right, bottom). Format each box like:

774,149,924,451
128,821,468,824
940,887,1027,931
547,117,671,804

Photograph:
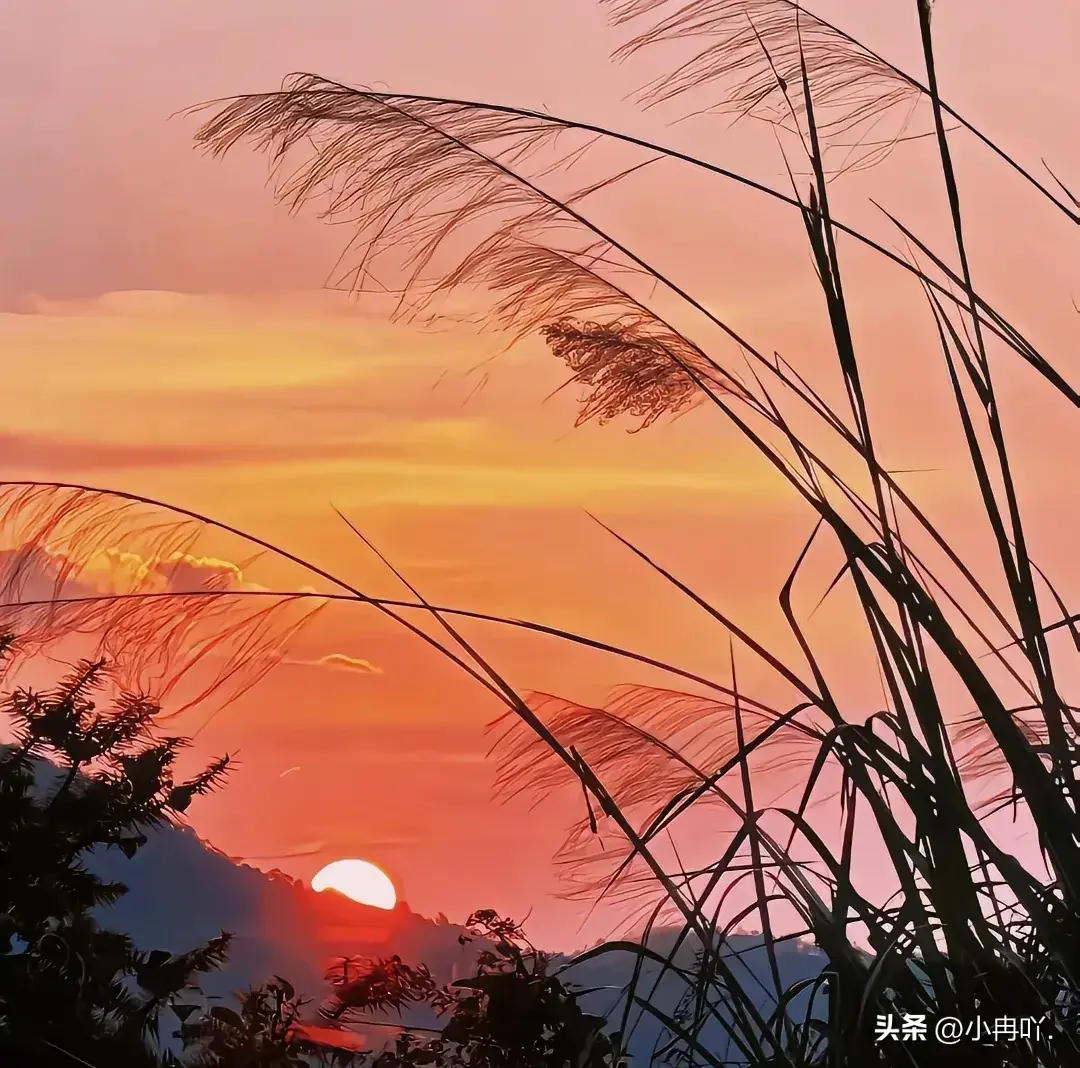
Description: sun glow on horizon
311,858,397,910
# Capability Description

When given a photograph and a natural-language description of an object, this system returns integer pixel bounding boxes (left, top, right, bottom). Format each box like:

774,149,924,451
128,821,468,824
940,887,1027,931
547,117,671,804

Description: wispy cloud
0,538,262,602
0,429,416,473
287,652,383,675
234,840,329,861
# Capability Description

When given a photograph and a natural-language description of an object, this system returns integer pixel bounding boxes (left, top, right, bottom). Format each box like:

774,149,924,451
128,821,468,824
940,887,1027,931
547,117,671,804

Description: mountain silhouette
13,745,827,1059
87,818,828,1059
84,819,481,1050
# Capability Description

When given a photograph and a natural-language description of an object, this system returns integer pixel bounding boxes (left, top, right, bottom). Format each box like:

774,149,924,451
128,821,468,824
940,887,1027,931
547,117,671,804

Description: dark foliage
175,975,364,1068
0,635,619,1067
318,910,619,1068
0,640,234,1065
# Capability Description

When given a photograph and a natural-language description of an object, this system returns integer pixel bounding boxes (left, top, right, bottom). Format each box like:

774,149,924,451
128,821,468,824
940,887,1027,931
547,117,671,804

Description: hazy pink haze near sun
1,0,1078,948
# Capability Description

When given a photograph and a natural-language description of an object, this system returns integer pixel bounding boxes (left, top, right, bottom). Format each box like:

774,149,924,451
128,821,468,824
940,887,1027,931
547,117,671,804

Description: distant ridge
11,746,828,1059
87,820,480,1000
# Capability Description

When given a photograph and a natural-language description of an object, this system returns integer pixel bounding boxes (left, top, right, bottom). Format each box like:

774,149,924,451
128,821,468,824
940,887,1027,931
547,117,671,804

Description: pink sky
1,0,1078,948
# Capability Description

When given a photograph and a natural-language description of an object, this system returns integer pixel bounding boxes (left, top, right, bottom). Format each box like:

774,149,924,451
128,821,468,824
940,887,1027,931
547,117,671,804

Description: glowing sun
311,859,397,910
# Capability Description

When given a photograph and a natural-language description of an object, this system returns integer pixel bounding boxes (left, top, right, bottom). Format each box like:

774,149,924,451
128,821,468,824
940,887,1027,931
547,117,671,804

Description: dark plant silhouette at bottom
0,639,618,1068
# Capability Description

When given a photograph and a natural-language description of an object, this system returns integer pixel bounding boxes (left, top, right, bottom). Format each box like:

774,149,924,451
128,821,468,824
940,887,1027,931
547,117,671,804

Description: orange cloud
72,547,257,596
310,653,382,675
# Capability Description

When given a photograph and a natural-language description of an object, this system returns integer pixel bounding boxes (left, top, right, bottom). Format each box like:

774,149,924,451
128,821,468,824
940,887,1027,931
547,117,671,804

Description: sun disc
311,858,397,910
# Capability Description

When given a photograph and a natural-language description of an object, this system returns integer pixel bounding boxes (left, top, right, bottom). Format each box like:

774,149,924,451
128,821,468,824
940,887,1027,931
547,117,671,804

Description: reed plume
0,483,318,719
602,0,1080,215
192,76,747,430
604,0,922,158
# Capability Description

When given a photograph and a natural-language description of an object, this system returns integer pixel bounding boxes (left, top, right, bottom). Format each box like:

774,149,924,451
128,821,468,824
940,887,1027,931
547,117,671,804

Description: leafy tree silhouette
0,638,235,1065
175,976,364,1067
0,633,618,1067
316,910,619,1068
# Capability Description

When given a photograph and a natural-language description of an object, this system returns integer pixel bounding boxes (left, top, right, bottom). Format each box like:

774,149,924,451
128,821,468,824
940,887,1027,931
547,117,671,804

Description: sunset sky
2,0,1078,949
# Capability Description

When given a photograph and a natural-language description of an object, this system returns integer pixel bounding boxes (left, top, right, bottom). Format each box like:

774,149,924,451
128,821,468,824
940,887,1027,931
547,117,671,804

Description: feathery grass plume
491,685,823,883
190,76,740,430
0,483,319,719
601,0,1080,216
192,76,636,316
542,319,732,429
489,686,830,953
601,0,923,168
